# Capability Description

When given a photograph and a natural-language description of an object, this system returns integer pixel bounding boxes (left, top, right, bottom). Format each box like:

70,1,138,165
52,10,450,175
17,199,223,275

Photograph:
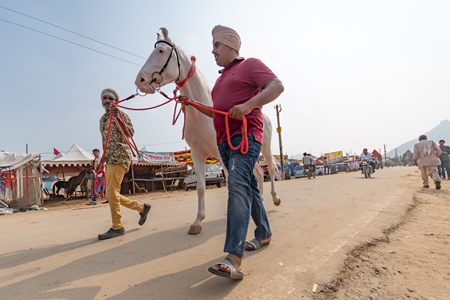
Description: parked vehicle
335,163,350,172
294,165,324,178
361,160,373,178
294,165,305,178
328,164,337,174
315,166,324,176
183,164,224,191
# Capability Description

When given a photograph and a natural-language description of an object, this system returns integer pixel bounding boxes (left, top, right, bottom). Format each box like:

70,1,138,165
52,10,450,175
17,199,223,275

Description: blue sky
1,0,449,160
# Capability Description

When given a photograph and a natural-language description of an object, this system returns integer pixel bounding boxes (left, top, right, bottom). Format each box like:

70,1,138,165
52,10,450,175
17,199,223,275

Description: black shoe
86,202,97,205
435,181,441,190
98,227,125,240
138,203,151,226
102,200,109,204
423,185,429,188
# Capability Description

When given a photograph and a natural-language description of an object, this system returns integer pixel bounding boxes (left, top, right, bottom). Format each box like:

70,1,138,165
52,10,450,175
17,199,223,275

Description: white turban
101,88,119,101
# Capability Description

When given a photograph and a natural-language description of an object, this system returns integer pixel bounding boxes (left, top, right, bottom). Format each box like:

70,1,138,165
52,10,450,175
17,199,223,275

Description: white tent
42,143,94,167
0,152,39,170
0,152,43,208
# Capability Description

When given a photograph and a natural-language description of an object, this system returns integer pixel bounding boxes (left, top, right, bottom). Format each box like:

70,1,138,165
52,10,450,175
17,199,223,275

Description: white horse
135,28,280,235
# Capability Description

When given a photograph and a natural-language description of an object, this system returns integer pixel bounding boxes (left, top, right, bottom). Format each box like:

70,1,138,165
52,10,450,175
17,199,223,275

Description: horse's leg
263,149,281,206
253,163,265,201
188,154,207,235
262,113,281,206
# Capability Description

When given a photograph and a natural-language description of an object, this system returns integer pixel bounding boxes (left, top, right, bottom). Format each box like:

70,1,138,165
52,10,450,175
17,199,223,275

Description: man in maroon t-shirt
194,25,284,280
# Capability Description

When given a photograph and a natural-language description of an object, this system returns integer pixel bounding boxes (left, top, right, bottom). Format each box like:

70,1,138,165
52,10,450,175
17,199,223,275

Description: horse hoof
188,225,202,235
273,197,281,206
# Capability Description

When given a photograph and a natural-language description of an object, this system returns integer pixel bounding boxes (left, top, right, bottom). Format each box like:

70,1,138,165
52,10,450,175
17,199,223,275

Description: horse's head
135,28,182,94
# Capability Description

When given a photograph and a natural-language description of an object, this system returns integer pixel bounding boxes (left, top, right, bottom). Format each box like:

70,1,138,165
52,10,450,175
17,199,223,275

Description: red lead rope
93,101,140,197
181,97,248,155
93,55,248,195
93,95,249,195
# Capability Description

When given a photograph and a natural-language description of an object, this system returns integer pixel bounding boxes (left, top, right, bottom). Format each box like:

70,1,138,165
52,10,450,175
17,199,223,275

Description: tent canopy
0,152,40,170
42,143,94,167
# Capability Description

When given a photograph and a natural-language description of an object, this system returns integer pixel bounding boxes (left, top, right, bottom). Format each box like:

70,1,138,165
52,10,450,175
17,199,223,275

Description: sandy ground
1,167,449,299
314,171,450,300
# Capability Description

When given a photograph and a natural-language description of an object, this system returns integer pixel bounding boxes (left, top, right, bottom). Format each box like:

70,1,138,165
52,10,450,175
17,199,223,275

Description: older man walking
98,88,151,240
413,134,442,189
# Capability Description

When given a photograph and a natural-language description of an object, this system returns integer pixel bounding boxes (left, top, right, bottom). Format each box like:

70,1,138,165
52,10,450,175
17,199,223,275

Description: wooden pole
275,104,284,179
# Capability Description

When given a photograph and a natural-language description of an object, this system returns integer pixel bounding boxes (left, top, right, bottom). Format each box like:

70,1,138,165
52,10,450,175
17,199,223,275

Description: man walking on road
185,25,284,280
438,139,450,179
98,88,151,240
413,134,442,189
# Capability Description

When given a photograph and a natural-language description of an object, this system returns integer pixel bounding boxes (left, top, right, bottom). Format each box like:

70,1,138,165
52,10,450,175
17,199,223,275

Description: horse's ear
157,32,163,41
160,27,169,39
159,27,173,44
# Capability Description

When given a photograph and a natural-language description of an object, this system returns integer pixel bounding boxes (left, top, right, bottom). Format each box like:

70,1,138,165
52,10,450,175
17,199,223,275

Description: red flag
53,148,60,155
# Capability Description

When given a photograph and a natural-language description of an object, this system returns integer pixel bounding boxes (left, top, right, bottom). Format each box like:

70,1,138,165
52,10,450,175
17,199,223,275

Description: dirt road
1,167,448,299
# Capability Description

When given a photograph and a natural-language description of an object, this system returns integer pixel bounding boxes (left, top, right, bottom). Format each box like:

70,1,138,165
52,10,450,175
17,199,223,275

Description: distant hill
387,120,450,157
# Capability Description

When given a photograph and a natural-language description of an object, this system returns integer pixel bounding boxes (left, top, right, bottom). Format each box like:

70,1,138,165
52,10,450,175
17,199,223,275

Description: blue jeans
92,177,104,202
438,160,450,178
218,134,272,257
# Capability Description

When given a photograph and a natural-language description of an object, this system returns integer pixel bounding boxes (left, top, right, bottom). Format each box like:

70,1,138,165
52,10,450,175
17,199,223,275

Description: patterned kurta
100,112,133,171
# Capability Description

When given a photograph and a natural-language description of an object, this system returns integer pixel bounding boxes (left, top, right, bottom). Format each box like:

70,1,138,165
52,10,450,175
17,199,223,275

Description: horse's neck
179,71,212,106
177,52,212,105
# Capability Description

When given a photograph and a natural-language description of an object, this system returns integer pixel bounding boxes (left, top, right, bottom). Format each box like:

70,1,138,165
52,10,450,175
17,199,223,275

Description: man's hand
228,103,252,120
109,104,120,117
179,96,213,118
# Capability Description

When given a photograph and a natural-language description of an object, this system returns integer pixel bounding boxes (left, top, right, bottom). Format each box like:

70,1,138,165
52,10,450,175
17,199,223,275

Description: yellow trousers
106,164,144,230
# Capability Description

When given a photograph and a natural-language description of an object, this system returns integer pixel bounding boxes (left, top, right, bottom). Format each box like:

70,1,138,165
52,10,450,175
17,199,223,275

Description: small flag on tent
53,148,60,155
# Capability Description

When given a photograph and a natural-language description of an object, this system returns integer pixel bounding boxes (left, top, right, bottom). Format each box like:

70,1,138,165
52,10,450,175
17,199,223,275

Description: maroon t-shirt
211,57,277,145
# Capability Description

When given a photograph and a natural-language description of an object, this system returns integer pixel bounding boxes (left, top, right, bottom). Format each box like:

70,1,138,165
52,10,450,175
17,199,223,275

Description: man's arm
182,96,213,118
413,144,419,164
228,78,284,120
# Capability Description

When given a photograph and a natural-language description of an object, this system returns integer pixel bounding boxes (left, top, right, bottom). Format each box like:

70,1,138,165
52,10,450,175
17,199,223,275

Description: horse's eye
159,49,163,53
